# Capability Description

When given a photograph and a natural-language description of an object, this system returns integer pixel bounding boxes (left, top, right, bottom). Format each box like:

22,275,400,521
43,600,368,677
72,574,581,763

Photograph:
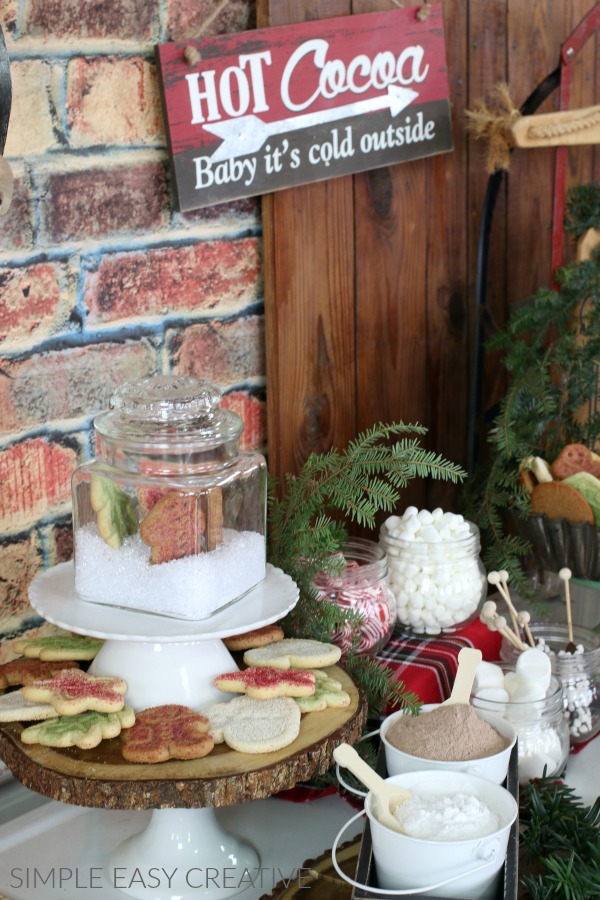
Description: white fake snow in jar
381,508,486,634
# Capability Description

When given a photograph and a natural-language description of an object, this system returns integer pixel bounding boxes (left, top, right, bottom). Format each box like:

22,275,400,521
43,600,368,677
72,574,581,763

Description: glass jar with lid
311,538,396,654
72,375,267,620
380,509,487,635
471,664,570,785
501,623,600,744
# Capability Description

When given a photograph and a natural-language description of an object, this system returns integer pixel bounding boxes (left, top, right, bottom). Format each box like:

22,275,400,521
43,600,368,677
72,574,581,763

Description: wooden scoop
333,742,411,833
442,647,483,705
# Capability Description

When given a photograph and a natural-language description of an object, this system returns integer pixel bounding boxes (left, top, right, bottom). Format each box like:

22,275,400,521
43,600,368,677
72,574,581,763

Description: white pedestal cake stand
0,563,367,900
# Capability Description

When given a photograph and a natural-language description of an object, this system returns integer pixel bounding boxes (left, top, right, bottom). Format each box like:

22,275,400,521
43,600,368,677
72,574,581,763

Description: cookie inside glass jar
72,376,267,620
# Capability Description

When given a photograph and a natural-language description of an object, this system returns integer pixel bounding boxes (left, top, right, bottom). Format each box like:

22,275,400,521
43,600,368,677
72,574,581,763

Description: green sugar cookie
13,634,104,661
20,705,135,750
90,475,138,549
295,673,351,713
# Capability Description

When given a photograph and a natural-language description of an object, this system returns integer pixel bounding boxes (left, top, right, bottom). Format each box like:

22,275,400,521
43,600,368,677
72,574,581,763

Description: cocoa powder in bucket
386,704,510,761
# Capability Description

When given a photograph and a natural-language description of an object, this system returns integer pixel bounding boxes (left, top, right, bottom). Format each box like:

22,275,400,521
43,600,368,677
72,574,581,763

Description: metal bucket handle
331,809,502,896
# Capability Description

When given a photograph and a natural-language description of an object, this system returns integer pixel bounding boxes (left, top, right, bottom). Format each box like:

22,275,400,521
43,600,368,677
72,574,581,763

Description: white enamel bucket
332,769,518,899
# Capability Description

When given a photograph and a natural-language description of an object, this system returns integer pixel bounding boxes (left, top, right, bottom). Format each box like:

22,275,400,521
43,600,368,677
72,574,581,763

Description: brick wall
0,0,265,643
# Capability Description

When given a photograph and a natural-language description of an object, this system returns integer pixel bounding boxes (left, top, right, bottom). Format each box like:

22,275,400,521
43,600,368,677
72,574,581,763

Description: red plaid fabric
376,617,502,714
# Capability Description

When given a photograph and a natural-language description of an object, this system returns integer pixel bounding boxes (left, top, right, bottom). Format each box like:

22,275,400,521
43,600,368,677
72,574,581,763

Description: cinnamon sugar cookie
214,666,316,699
201,695,301,754
223,624,284,652
530,480,594,525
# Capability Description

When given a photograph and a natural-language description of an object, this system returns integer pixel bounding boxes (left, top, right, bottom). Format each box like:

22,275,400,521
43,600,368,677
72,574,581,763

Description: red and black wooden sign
157,6,453,211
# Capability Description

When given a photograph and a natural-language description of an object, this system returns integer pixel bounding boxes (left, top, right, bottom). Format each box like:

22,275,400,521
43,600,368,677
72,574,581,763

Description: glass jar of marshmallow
471,652,570,785
379,508,486,634
501,623,600,744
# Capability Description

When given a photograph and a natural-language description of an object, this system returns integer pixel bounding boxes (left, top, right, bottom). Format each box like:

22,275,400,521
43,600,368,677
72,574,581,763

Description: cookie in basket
0,659,79,689
22,669,127,715
21,706,135,750
530,480,594,525
223,624,284,652
295,672,351,713
0,689,60,722
214,666,316,699
12,633,104,661
243,638,341,670
201,695,301,754
551,443,600,480
120,704,214,763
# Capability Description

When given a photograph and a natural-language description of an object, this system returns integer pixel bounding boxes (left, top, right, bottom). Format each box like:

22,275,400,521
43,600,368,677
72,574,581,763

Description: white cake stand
11,564,366,900
25,563,301,900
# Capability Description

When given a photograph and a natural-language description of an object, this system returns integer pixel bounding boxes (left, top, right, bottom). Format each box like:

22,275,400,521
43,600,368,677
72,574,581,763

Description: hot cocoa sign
157,6,453,211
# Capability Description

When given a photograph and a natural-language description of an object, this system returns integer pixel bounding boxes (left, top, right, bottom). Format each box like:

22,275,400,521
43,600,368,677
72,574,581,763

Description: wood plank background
258,0,600,519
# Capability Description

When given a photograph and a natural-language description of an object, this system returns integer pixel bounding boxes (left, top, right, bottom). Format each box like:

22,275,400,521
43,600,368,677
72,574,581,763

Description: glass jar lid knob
110,375,222,423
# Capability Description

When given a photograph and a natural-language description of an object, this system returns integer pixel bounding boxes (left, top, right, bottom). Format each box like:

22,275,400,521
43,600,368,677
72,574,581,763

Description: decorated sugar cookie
295,673,351,713
0,659,80,689
90,474,138,548
214,666,316,699
12,633,104,662
23,670,127,716
201,695,301,754
139,492,204,564
0,689,60,723
243,638,341,670
21,706,135,749
120,704,214,763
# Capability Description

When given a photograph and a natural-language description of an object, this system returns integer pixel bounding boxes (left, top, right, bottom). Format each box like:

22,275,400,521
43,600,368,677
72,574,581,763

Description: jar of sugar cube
379,508,486,634
501,623,600,744
471,658,570,784
72,375,267,620
312,538,396,654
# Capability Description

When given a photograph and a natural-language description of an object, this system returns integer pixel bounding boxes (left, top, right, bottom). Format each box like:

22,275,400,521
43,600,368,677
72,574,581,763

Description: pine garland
267,421,465,715
465,183,600,589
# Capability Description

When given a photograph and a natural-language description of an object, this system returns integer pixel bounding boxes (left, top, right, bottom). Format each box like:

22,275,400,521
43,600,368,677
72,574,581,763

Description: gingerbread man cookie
21,706,135,750
120,704,214,763
22,670,127,715
201,695,301,754
214,666,316,699
243,638,342,670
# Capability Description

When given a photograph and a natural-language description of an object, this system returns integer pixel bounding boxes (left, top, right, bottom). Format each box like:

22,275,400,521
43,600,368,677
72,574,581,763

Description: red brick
85,237,261,324
0,164,34,251
46,524,74,566
0,262,69,351
0,439,78,535
41,161,169,243
0,535,43,630
176,196,260,230
0,342,157,434
171,316,265,384
25,0,156,40
165,0,255,40
221,391,266,451
67,58,163,148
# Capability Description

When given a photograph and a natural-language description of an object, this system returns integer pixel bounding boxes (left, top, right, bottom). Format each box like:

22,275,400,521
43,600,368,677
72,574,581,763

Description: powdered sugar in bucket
333,769,517,899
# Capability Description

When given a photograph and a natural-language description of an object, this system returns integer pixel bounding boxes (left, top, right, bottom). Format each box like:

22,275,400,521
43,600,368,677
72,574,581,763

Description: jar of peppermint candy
312,538,396,654
380,508,486,634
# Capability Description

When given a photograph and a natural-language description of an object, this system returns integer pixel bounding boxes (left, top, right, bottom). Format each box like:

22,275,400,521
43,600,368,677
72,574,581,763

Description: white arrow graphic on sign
203,84,419,162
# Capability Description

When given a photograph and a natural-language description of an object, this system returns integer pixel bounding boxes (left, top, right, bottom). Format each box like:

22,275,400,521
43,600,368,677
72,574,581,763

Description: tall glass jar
501,623,600,744
380,515,486,635
471,666,570,785
311,538,396,655
72,375,267,620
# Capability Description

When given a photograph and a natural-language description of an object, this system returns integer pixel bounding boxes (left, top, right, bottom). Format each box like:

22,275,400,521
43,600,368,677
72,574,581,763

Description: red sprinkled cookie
22,670,127,716
121,704,214,763
214,666,316,699
0,659,79,690
223,624,285,652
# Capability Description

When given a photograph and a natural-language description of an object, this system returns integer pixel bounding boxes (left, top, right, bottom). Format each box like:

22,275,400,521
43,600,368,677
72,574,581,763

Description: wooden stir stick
559,567,577,653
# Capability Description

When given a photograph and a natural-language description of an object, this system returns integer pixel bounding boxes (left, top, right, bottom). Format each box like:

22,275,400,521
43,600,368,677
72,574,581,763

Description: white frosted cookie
0,689,60,722
242,638,341,670
201,695,301,753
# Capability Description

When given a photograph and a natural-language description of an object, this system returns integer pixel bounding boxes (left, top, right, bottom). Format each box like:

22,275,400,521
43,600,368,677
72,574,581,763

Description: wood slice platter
0,666,366,811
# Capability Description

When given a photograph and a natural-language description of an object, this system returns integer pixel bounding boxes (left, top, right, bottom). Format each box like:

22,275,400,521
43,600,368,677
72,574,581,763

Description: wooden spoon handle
443,647,482,705
333,743,411,802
